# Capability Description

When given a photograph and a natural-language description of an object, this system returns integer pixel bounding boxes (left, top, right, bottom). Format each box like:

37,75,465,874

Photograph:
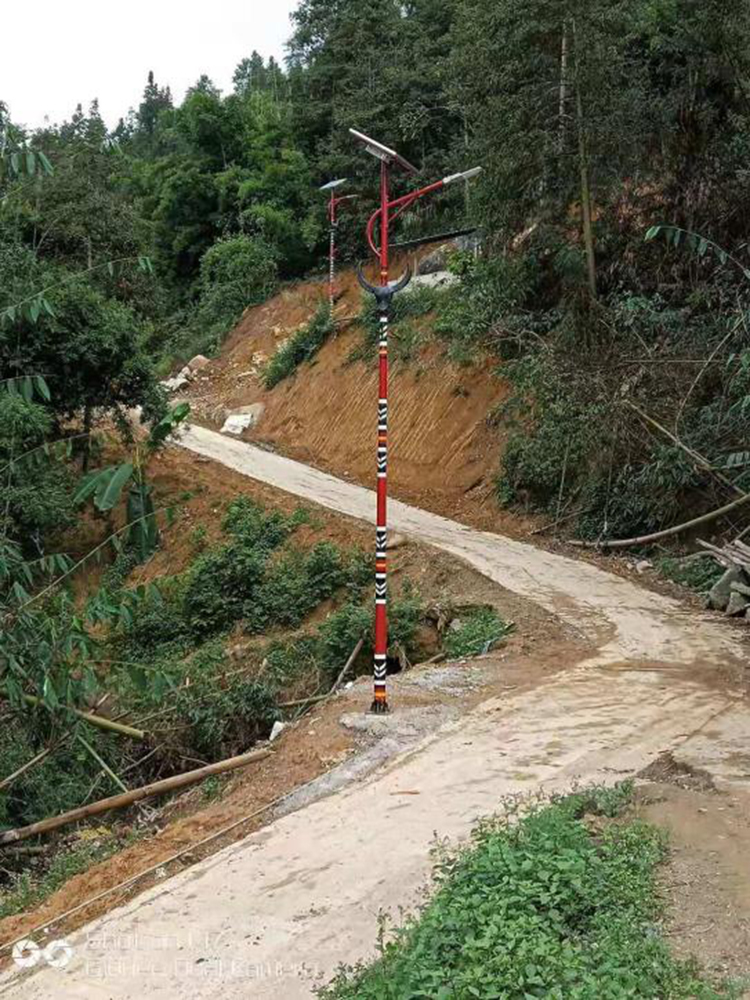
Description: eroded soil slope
183,261,513,523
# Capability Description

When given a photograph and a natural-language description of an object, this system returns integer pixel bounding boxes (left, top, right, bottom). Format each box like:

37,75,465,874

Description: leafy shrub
497,351,610,511
434,252,537,357
0,393,76,548
0,721,128,829
263,302,333,388
264,302,331,386
198,235,278,325
185,542,267,638
322,785,726,999
173,677,279,759
246,542,347,633
444,606,514,659
118,578,190,657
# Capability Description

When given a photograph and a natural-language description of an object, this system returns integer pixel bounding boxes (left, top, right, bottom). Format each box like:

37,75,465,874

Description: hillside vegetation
2,0,750,943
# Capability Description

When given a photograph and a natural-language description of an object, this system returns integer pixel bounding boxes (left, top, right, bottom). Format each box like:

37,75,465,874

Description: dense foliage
322,785,730,998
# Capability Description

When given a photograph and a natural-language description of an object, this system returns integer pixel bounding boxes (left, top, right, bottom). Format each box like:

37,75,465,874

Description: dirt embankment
182,260,523,529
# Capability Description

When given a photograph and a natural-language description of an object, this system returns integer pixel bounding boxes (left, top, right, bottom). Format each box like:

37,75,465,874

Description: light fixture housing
443,167,483,186
320,178,348,191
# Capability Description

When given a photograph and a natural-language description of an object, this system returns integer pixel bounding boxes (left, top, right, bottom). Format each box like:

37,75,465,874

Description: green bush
246,542,347,633
173,677,279,759
444,607,514,659
322,785,728,999
434,252,538,357
0,721,128,829
263,302,333,388
198,235,278,326
659,555,724,593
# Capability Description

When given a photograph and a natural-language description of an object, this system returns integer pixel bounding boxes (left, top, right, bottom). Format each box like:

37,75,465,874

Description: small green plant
189,525,208,553
659,555,724,593
0,830,134,920
263,302,333,388
320,784,730,999
444,606,513,659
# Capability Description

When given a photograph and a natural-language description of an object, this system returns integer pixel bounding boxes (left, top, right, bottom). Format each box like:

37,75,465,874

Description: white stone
408,270,459,291
161,375,190,393
221,413,256,436
269,721,287,743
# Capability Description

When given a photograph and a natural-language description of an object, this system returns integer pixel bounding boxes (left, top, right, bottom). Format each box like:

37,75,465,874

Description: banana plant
75,403,190,560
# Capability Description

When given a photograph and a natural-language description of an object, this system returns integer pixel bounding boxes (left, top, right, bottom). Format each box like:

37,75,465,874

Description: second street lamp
350,127,482,714
319,178,358,312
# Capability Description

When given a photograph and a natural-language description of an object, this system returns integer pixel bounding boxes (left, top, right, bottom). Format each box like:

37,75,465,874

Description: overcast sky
3,0,300,129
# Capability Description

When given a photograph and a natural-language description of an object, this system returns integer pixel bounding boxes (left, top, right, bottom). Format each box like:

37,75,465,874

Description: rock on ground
221,404,266,436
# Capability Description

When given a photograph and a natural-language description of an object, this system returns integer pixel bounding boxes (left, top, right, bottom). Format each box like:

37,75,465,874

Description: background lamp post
350,127,482,713
319,178,358,312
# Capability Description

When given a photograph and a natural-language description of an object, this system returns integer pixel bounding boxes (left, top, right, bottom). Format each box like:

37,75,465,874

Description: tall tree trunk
572,20,597,300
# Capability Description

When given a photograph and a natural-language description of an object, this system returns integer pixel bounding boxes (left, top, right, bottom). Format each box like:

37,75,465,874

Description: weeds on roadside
320,784,733,999
263,302,333,388
444,606,514,659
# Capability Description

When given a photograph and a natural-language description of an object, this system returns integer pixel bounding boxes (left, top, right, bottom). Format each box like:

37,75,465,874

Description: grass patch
0,831,136,920
321,784,732,999
444,606,514,659
263,302,333,388
658,554,723,593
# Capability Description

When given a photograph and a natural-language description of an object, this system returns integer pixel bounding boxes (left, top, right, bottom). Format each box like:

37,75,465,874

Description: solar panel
349,129,418,174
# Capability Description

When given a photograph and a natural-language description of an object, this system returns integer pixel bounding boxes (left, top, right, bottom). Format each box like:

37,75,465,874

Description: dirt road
3,424,747,998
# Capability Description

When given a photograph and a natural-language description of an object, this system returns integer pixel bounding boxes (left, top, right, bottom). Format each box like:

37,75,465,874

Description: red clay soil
182,257,533,533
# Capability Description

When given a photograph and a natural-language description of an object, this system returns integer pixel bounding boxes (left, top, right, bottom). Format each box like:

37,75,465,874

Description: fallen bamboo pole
16,694,146,741
571,489,750,550
0,747,272,845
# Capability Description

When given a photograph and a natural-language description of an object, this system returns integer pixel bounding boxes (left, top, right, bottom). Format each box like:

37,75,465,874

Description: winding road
2,423,747,998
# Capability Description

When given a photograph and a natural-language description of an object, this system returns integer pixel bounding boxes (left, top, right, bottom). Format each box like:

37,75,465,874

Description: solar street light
319,178,358,310
350,127,482,713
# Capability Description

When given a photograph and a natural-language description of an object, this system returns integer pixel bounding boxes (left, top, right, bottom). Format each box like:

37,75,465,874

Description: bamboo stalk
18,694,146,741
76,734,129,794
0,748,51,793
571,490,750,550
0,748,272,845
626,400,743,498
279,637,364,711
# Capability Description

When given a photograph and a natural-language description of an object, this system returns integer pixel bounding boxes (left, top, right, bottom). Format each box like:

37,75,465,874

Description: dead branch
14,694,146,741
0,748,272,845
280,637,365,710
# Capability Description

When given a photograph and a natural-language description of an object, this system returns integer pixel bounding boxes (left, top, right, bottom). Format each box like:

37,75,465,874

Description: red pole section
372,158,390,714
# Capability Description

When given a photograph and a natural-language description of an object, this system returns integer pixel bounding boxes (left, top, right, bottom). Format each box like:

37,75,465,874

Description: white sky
2,0,300,129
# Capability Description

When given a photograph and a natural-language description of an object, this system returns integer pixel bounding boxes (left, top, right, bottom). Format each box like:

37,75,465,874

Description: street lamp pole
319,178,357,312
350,127,481,714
